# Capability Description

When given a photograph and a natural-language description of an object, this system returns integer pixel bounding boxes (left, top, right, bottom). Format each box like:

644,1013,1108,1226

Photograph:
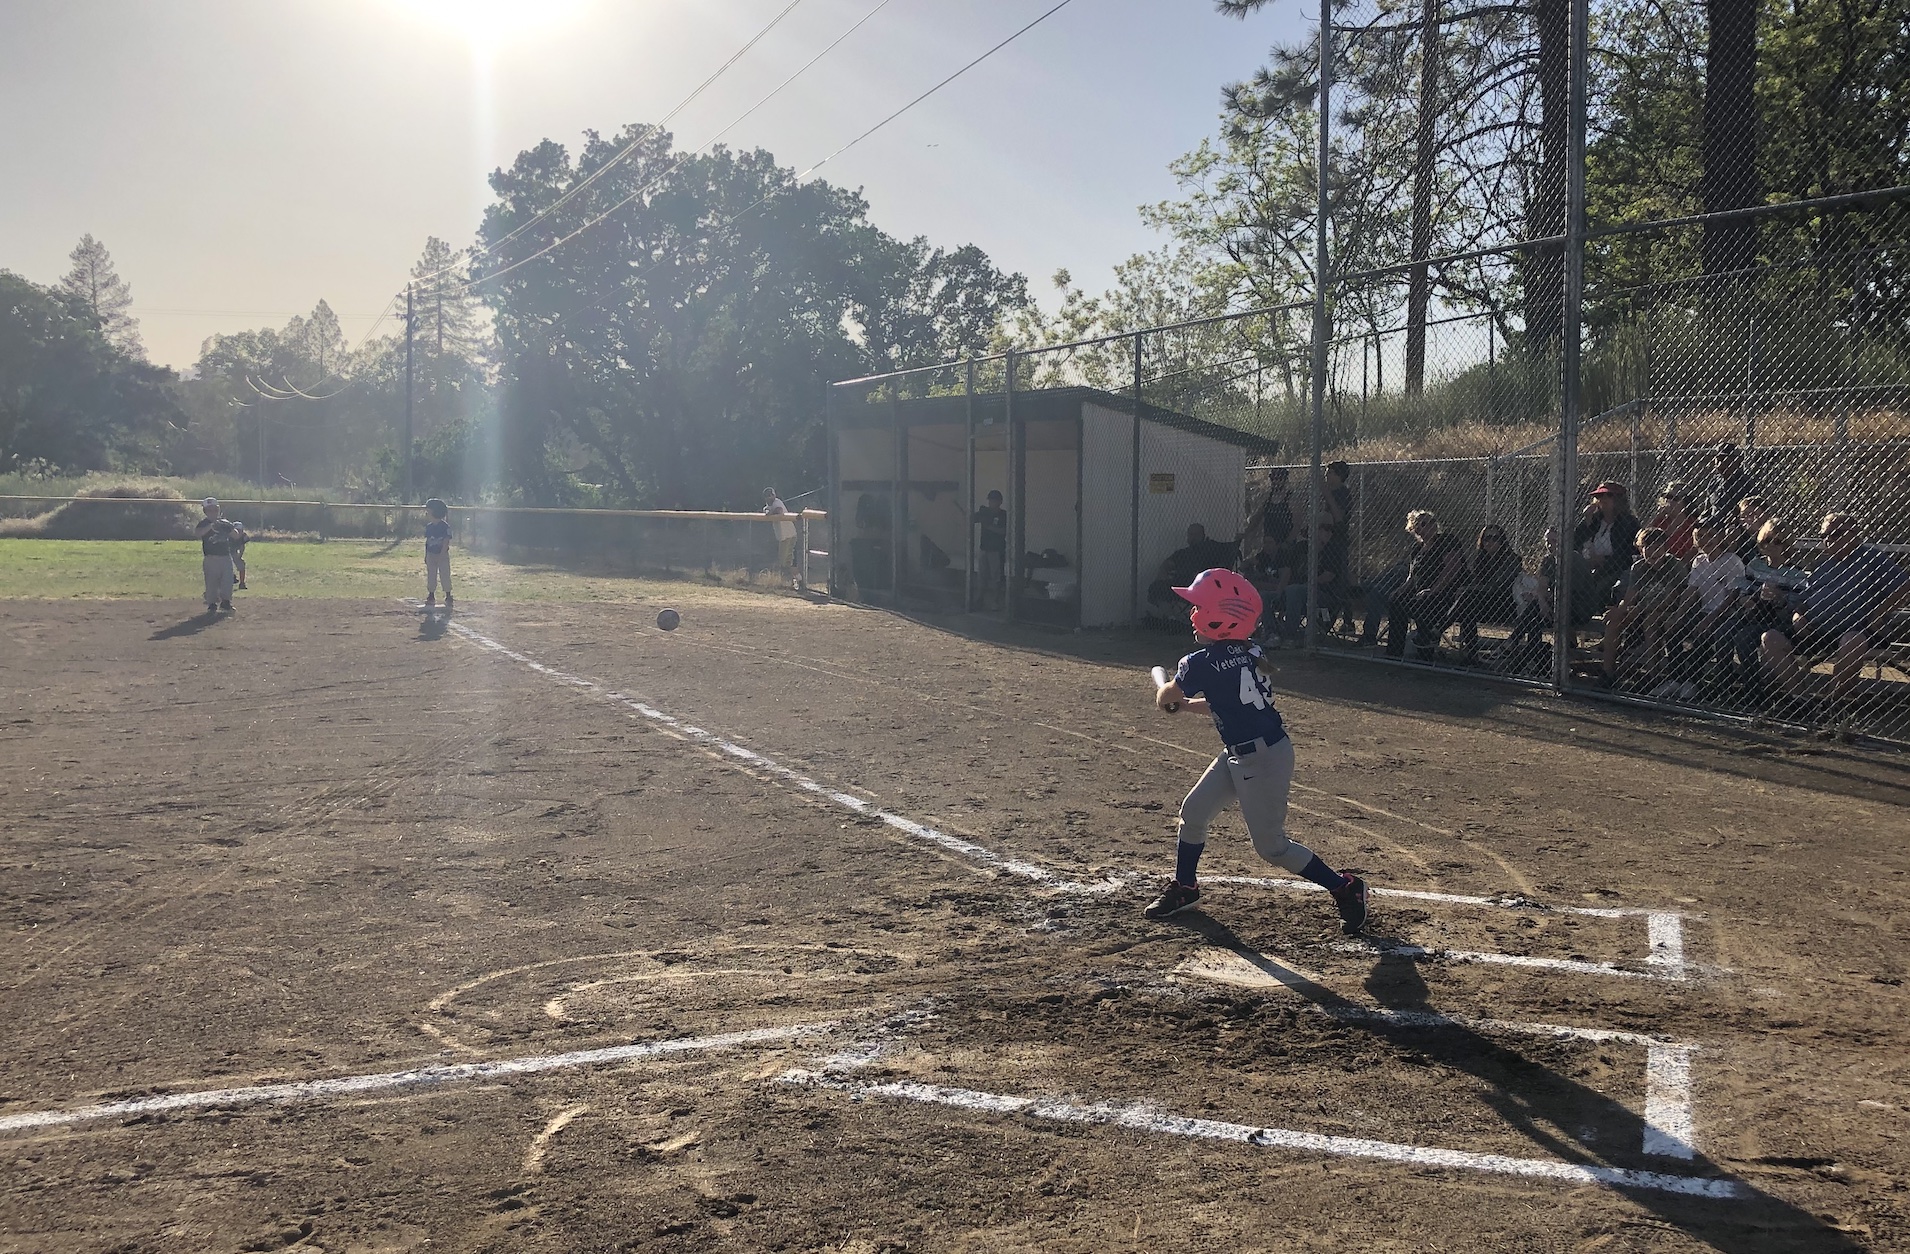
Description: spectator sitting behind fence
1261,517,1343,647
1732,494,1773,566
1762,512,1910,714
1504,526,1598,670
1451,525,1522,664
1573,481,1640,605
1378,510,1466,661
1649,480,1697,560
1709,440,1758,521
1733,517,1809,703
1148,524,1240,616
1665,515,1747,701
1596,526,1687,689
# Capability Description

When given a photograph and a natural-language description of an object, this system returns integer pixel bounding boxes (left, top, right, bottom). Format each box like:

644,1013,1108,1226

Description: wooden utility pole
403,284,415,504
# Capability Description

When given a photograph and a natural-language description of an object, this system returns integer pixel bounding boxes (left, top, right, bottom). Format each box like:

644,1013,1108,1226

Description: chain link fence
828,0,1909,745
0,494,821,586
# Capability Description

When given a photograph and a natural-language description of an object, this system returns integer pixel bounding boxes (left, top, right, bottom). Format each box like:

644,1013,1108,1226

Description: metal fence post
890,389,906,600
826,383,843,597
1552,0,1589,695
1006,349,1019,624
1130,332,1143,623
965,358,977,614
1305,0,1332,652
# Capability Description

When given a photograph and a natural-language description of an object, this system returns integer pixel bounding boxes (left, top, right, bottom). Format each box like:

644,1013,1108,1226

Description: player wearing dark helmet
1147,568,1369,933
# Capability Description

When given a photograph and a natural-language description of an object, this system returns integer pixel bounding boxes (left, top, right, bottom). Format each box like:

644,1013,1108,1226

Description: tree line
4,0,1903,503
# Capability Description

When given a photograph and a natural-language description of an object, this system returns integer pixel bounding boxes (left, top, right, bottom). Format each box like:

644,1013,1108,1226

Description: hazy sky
2,0,1307,369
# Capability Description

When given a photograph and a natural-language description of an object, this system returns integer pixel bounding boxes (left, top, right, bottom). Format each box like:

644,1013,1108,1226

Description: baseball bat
1151,666,1179,713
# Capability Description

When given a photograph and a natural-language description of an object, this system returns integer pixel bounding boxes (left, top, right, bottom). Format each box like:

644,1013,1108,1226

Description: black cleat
219,600,233,613
1143,880,1201,920
443,595,453,612
1333,875,1370,935
425,595,436,607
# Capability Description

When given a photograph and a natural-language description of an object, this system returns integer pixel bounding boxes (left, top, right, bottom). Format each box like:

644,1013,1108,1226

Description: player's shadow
415,611,449,641
149,610,224,641
1172,915,1862,1253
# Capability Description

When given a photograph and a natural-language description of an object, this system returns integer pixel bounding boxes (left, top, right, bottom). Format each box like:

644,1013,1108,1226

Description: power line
484,0,1072,304
465,0,897,295
412,0,813,290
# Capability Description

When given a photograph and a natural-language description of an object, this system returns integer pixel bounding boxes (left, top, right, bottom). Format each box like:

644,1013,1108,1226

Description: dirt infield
3,590,1908,1252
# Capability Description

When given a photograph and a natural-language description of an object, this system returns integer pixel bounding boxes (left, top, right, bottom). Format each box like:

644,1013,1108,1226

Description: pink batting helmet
1172,568,1262,641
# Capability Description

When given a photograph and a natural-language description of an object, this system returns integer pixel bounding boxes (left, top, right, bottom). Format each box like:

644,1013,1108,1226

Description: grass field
3,546,1908,1251
0,538,796,606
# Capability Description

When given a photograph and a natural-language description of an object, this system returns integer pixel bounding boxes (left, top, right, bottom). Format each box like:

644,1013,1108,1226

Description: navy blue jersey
1175,641,1288,748
198,518,237,556
424,519,451,554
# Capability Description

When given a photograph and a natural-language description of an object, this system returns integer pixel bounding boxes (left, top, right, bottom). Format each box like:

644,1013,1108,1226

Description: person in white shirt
1666,516,1747,700
763,488,798,586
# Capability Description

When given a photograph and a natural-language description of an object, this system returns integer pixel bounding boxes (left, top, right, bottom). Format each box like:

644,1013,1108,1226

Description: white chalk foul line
0,1023,832,1135
782,1074,1743,1199
1333,940,1683,982
441,618,1116,896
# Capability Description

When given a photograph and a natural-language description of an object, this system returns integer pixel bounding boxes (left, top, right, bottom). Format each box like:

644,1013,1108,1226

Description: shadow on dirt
867,602,1909,807
1171,913,1862,1252
415,611,450,641
149,610,226,641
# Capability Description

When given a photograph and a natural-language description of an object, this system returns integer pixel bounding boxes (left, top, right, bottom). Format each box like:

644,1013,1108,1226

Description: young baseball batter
1149,567,1369,932
423,498,453,610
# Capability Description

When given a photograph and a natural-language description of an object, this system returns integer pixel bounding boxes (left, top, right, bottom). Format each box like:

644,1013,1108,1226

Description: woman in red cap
1573,481,1640,606
1146,568,1369,934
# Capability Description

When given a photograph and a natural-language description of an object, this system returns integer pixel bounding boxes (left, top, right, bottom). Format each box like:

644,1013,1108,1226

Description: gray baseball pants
426,552,452,598
1178,735,1318,874
202,554,234,607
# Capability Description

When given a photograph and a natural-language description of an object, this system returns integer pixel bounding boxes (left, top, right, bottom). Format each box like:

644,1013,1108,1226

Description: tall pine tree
58,234,142,357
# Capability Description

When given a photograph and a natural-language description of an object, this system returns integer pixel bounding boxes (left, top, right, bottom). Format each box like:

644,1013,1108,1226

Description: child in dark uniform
1148,567,1369,932
423,498,453,610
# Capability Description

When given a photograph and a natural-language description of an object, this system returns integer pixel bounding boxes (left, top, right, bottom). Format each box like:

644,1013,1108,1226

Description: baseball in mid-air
656,608,681,631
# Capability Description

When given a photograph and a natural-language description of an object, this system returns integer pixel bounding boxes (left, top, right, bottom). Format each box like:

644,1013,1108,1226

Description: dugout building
827,384,1279,628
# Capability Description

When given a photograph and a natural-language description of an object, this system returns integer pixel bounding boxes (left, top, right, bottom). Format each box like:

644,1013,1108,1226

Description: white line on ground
1647,913,1689,980
781,1073,1744,1199
0,1023,833,1135
1643,1043,1699,1159
1204,875,1680,919
439,618,1118,896
1333,941,1685,982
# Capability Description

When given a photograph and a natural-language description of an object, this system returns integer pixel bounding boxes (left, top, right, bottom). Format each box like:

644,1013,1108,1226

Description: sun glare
391,0,586,51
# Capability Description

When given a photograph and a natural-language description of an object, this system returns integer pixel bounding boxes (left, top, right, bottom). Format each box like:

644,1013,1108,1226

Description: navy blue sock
1175,840,1205,887
1298,854,1350,893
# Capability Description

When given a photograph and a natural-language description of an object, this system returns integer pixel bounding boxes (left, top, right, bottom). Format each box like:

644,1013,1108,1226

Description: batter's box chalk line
439,614,1710,978
1172,947,1700,1161
0,1022,841,1136
777,1044,1739,1200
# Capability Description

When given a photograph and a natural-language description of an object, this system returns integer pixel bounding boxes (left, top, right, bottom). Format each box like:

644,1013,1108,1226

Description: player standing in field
1148,568,1369,933
230,516,249,590
423,498,453,611
194,498,240,614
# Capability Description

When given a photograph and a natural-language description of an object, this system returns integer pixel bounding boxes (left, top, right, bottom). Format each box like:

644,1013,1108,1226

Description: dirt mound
0,485,198,540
